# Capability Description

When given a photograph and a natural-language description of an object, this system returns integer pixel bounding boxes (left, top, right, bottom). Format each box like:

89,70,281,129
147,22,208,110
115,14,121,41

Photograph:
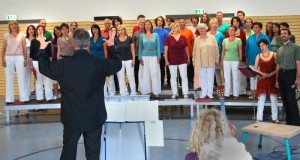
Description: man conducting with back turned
37,28,122,160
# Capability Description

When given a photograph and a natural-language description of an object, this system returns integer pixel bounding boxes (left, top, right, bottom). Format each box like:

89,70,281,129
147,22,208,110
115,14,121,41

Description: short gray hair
103,18,111,24
198,23,208,30
72,28,90,49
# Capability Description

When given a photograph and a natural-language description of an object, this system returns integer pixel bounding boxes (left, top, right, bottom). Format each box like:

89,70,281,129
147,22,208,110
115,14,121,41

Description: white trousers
117,60,136,95
139,56,161,95
169,64,188,95
24,58,31,98
107,75,116,95
239,73,247,94
223,61,239,97
257,94,278,121
32,61,53,101
249,65,257,90
200,67,215,98
239,62,247,94
104,83,108,97
5,56,29,102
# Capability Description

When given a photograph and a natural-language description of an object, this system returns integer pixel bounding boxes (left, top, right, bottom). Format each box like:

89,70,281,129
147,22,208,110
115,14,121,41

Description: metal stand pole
143,122,147,160
253,76,258,121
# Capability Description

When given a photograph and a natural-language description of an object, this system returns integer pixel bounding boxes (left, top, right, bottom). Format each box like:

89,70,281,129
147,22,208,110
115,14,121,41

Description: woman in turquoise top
90,24,107,58
138,20,161,96
221,25,242,99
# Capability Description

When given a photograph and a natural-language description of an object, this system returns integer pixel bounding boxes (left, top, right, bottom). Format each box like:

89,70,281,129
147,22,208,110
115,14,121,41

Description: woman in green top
245,18,254,40
221,26,242,99
270,23,282,52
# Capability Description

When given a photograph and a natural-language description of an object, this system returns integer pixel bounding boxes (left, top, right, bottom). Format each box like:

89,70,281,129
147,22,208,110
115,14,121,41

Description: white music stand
102,101,163,160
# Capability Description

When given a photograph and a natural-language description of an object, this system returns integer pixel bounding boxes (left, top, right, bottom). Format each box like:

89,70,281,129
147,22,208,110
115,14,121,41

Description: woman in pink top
2,20,29,104
165,23,189,99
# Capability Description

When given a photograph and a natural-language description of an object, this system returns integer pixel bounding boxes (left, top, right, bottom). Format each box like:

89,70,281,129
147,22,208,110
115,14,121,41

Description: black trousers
60,127,102,160
187,57,194,85
278,69,300,126
134,58,140,91
160,56,170,86
114,74,119,92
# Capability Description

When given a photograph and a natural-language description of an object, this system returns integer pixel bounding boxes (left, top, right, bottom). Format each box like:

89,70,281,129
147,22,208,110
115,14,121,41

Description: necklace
210,30,216,35
62,35,69,43
262,51,270,58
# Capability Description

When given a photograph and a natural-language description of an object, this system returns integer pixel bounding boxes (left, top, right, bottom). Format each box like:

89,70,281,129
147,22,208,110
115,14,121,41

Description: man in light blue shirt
153,16,170,87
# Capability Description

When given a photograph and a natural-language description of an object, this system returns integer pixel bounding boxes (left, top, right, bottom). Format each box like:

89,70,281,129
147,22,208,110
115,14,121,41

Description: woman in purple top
51,26,61,61
164,23,190,99
51,26,61,99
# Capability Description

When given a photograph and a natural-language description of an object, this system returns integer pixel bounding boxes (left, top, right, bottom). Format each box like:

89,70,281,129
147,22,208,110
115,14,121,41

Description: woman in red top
165,23,190,99
253,39,279,123
226,17,247,95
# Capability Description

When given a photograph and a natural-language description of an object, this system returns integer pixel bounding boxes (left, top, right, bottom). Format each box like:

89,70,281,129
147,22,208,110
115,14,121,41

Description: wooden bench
242,122,300,160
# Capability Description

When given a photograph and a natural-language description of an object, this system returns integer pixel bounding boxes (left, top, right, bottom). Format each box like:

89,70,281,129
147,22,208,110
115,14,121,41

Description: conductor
37,28,122,160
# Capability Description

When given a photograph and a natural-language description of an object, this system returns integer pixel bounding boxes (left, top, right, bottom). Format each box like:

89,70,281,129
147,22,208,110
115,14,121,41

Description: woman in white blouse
2,20,29,104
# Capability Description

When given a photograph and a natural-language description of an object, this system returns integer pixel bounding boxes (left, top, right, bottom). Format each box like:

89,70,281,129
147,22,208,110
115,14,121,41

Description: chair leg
258,134,262,148
242,132,248,144
285,138,292,160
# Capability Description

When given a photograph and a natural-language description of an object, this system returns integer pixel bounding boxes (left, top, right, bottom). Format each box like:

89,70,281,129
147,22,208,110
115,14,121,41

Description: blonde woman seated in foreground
185,109,252,160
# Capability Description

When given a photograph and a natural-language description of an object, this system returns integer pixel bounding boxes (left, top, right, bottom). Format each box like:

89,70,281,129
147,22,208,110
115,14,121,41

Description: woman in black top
30,25,54,102
51,26,61,99
115,25,136,95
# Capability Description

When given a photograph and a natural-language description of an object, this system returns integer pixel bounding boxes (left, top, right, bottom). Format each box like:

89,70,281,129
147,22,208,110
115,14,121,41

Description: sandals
272,120,281,124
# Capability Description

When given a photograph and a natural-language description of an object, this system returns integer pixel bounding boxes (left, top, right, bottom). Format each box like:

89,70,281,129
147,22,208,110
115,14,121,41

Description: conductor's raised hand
39,35,51,49
105,30,116,47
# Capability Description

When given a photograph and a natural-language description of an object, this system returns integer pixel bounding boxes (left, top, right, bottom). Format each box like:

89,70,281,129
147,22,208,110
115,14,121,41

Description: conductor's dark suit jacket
37,46,122,132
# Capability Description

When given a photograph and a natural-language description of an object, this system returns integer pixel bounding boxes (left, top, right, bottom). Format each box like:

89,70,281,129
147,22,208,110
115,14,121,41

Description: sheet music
238,66,261,77
145,120,164,146
125,101,159,121
124,103,145,121
105,102,126,122
142,101,159,121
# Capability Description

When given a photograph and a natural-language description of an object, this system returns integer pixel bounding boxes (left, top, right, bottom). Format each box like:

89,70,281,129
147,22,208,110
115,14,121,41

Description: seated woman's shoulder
221,137,252,160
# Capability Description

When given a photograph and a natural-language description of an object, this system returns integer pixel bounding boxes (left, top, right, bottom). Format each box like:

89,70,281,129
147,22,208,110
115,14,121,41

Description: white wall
0,0,299,22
